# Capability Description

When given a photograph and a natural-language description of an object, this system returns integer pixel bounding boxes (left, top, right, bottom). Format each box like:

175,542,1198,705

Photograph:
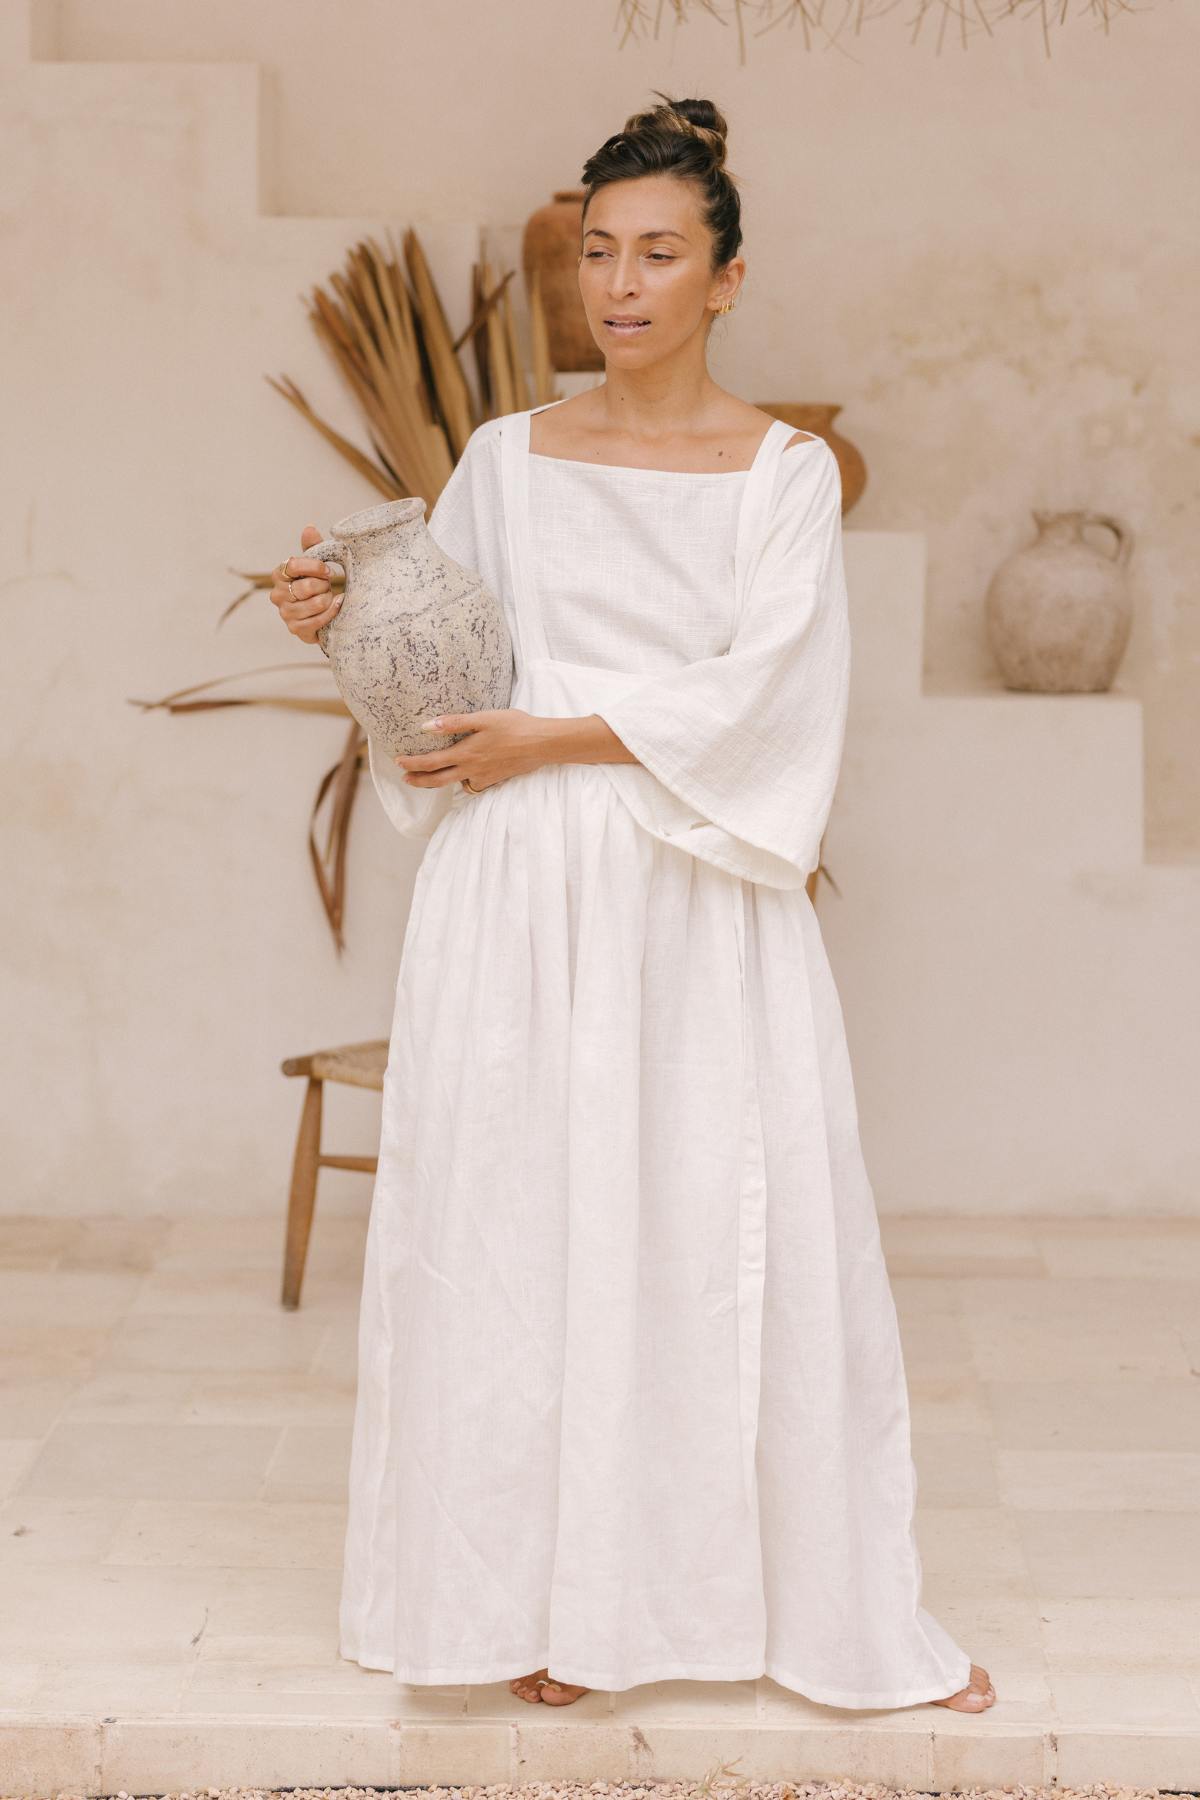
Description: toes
508,1669,549,1703
540,1678,589,1705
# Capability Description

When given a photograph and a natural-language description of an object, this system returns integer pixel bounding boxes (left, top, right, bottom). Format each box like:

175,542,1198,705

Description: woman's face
577,173,742,361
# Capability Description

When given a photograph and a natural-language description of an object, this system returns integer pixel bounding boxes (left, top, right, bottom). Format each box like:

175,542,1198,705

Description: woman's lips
604,319,651,335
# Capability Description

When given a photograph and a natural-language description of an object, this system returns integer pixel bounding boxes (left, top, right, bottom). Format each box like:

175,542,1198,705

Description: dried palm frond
307,720,367,951
528,267,559,406
145,232,561,947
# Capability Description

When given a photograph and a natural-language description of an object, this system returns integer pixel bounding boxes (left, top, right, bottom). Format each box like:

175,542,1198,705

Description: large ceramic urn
522,187,603,372
311,497,513,757
754,402,867,515
984,509,1134,693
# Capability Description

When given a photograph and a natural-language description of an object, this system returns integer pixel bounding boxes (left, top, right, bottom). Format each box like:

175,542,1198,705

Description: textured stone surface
313,497,513,759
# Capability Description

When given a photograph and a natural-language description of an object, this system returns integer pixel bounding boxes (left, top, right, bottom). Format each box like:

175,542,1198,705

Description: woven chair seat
280,1038,388,1092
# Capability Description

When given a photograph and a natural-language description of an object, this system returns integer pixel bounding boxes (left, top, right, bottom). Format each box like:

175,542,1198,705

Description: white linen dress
338,399,973,1708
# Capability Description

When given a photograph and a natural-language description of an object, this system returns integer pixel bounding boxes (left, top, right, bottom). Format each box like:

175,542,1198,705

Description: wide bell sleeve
593,439,851,889
363,439,483,842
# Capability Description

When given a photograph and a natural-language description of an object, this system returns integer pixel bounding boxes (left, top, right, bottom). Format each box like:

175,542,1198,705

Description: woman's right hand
270,523,343,644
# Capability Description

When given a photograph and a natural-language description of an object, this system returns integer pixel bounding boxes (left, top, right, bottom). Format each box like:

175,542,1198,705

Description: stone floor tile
919,1572,1045,1650
202,1565,344,1641
908,1374,992,1434
262,1424,354,1501
1054,1726,1200,1788
1036,1223,1200,1279
105,1310,327,1373
0,1216,80,1269
1051,1667,1200,1726
1017,1508,1200,1596
609,1678,758,1719
183,1367,356,1425
185,1653,426,1702
18,1421,281,1501
911,1504,1030,1578
105,1498,346,1569
962,1284,1193,1380
0,1493,131,1564
60,1216,173,1273
129,1262,358,1320
999,1447,1200,1510
986,1376,1200,1452
1040,1595,1200,1662
912,1430,1000,1505
0,1564,216,1659
27,1656,196,1715
930,1720,1049,1788
0,1438,40,1501
893,1309,975,1380
891,1273,965,1316
0,1721,102,1794
0,1374,79,1438
60,1366,198,1423
98,1717,407,1793
0,1267,141,1327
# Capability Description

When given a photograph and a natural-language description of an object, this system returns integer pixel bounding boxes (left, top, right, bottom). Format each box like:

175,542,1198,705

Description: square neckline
526,403,796,479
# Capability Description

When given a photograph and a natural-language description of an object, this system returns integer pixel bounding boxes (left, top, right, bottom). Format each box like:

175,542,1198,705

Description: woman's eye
584,250,674,263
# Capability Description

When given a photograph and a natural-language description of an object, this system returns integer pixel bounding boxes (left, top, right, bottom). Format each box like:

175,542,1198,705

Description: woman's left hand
395,708,555,791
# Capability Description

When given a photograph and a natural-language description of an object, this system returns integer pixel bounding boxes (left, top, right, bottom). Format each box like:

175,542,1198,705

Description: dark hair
579,94,743,276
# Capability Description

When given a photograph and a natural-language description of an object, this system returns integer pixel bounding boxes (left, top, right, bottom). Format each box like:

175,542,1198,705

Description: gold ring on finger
275,559,292,584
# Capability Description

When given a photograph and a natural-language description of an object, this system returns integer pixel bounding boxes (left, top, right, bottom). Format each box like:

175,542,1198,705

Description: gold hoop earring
717,300,736,314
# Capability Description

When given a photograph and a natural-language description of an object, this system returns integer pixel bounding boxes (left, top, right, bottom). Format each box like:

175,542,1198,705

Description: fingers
282,559,332,586
268,537,342,641
299,523,327,548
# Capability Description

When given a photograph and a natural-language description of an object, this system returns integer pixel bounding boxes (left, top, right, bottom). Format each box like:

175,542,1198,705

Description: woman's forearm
536,714,641,767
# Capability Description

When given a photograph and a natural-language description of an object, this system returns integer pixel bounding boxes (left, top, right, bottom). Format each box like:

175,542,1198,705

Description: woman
271,96,995,1717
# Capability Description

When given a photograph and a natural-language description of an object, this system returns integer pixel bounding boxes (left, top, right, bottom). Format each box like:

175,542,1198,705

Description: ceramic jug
310,496,514,758
984,509,1135,694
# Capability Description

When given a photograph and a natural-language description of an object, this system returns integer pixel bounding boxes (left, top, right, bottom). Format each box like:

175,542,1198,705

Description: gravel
20,1780,1196,1800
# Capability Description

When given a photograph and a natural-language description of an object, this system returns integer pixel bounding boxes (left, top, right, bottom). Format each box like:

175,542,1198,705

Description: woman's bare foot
508,1666,591,1705
930,1661,996,1711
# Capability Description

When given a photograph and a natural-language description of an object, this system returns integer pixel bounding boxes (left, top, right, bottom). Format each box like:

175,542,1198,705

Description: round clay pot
523,188,603,372
753,403,866,515
311,497,513,758
985,510,1135,693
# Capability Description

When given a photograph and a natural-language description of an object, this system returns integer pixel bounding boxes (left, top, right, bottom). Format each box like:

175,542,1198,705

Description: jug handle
1082,513,1134,567
306,539,347,592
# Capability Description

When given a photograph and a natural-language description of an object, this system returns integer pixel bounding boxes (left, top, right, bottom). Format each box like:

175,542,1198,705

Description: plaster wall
2,0,1196,1218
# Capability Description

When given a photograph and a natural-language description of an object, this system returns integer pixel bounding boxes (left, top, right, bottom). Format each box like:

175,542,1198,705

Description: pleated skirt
338,761,971,1707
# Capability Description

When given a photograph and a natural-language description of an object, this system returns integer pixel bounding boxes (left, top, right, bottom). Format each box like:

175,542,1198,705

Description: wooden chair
279,1038,389,1309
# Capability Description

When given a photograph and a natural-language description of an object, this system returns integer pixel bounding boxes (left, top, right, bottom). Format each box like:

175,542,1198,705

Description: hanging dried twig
613,0,1151,59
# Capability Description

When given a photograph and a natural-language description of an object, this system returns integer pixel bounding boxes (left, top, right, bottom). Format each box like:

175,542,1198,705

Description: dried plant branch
146,233,559,946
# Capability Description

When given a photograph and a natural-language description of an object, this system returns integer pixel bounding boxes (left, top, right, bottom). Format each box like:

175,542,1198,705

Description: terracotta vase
522,187,603,373
311,497,513,758
985,510,1135,694
753,403,867,515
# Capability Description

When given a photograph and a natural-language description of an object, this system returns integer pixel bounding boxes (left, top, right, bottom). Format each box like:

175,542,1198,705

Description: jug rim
328,496,427,539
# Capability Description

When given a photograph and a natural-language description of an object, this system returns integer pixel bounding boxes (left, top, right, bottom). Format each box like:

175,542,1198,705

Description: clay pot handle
1082,513,1134,568
306,538,348,593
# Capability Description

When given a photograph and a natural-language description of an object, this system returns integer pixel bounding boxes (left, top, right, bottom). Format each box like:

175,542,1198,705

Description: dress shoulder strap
731,418,797,635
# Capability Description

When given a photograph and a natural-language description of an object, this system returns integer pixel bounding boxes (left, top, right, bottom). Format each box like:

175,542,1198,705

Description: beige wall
35,0,1200,853
2,0,1196,1219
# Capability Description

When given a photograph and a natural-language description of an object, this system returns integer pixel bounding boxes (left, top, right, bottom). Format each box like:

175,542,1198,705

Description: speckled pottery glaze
984,509,1134,694
311,496,513,757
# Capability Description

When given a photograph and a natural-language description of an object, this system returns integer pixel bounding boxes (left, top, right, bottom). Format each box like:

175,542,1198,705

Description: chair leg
282,1076,322,1310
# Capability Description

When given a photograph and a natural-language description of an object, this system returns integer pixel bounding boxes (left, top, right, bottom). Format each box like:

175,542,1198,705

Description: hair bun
623,93,730,170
